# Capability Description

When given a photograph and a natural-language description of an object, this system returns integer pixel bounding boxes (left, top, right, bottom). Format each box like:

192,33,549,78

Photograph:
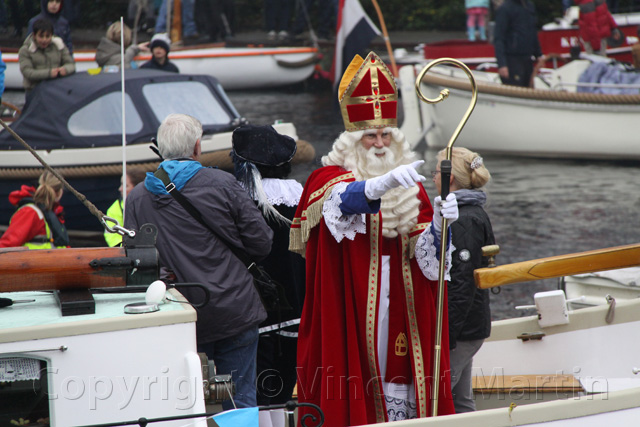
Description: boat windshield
142,81,233,126
67,92,143,136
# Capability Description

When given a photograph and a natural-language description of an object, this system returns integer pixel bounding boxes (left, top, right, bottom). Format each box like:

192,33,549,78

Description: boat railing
552,81,640,93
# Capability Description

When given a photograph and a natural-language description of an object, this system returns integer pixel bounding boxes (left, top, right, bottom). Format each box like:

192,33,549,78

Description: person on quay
154,0,200,42
575,0,621,56
140,32,179,72
104,167,147,247
264,0,292,42
8,0,37,38
0,170,69,249
231,124,306,427
95,21,149,69
493,0,544,87
290,51,459,426
466,0,490,41
27,0,73,54
433,147,495,413
124,113,273,409
18,18,75,96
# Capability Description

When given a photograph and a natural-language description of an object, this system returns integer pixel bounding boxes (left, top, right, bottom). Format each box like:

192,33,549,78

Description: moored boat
359,244,640,426
399,59,640,160
0,69,315,233
562,267,640,309
2,44,320,90
394,9,640,70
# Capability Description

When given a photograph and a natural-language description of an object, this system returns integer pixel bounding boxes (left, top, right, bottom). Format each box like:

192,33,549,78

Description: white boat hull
400,62,640,160
0,121,298,169
564,267,640,309
361,298,640,426
2,46,319,90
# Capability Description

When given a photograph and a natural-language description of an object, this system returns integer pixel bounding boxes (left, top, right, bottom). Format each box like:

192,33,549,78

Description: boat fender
146,280,167,305
534,290,570,328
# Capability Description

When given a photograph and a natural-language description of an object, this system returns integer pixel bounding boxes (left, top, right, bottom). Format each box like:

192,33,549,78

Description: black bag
153,168,290,311
248,263,291,311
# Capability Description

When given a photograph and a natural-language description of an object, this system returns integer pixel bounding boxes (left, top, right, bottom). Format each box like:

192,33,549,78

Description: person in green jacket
104,167,146,247
18,18,75,97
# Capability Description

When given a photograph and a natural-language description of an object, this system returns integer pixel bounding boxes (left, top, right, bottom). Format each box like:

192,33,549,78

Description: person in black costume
231,124,305,426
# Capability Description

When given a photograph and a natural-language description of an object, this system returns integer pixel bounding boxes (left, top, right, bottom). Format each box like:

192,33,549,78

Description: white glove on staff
364,160,426,200
432,193,458,234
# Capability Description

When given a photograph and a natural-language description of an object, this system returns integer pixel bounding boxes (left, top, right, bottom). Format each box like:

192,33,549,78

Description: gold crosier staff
414,58,478,416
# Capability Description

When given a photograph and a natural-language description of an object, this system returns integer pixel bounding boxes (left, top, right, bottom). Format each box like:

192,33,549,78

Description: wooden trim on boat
473,374,584,394
421,72,640,105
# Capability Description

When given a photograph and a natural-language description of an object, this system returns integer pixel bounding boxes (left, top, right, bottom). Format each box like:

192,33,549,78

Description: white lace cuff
322,182,367,243
415,226,453,281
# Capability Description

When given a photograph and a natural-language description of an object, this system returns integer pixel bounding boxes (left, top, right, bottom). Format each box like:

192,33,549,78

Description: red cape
290,166,454,426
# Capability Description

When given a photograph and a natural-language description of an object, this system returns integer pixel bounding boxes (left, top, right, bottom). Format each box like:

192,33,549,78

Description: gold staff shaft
414,58,477,416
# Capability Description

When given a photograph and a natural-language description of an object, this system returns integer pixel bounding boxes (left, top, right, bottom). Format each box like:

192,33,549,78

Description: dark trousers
198,0,235,41
292,0,337,38
256,332,298,405
8,0,35,30
500,55,534,88
265,0,292,33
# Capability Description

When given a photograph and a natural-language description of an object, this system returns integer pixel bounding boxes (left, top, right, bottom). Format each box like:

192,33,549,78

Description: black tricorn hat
232,124,297,167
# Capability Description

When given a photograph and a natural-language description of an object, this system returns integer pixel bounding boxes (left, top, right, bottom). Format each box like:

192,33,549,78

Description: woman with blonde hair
0,170,69,248
432,147,495,413
95,21,149,69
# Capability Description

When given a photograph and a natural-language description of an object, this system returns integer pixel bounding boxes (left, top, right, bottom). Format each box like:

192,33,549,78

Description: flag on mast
333,0,381,86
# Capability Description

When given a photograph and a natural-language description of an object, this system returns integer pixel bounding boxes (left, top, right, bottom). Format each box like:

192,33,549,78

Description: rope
421,72,640,105
0,118,107,224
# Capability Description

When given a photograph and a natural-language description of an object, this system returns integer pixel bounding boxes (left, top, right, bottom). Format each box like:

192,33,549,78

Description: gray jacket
95,37,141,68
125,167,272,344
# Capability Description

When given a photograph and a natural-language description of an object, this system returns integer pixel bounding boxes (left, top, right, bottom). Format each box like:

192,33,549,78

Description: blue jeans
198,327,259,410
155,0,198,36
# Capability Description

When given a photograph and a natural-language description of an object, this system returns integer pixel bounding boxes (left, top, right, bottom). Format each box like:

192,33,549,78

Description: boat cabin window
67,93,144,136
142,81,233,126
0,357,49,425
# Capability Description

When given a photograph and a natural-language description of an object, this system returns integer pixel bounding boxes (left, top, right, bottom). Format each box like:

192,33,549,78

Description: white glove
364,160,425,200
432,193,458,234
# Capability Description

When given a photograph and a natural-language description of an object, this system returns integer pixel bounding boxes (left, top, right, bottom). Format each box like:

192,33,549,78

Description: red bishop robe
290,166,455,426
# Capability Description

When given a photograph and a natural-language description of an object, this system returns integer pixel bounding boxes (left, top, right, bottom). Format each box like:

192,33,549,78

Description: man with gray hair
125,113,273,409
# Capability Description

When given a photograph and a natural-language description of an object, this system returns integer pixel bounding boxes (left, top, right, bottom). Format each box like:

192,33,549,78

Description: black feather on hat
231,124,297,167
231,124,297,225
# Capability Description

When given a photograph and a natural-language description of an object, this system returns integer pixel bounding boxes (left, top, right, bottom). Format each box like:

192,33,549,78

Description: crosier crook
414,57,478,416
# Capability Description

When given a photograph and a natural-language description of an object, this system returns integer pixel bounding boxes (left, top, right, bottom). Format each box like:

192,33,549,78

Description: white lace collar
261,178,304,207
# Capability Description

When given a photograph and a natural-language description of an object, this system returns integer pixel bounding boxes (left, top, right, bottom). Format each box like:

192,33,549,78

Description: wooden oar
474,243,640,289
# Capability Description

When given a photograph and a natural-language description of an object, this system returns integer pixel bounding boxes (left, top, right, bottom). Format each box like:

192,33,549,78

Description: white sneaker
278,30,289,40
267,30,276,40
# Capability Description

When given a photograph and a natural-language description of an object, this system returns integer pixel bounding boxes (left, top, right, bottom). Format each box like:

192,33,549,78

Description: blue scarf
145,159,204,195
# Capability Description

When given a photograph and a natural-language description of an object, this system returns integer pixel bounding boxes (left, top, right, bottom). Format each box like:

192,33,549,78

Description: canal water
229,87,640,321
4,87,640,321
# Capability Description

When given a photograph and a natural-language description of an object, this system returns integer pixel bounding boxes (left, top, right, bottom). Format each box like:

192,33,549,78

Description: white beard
352,142,421,238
